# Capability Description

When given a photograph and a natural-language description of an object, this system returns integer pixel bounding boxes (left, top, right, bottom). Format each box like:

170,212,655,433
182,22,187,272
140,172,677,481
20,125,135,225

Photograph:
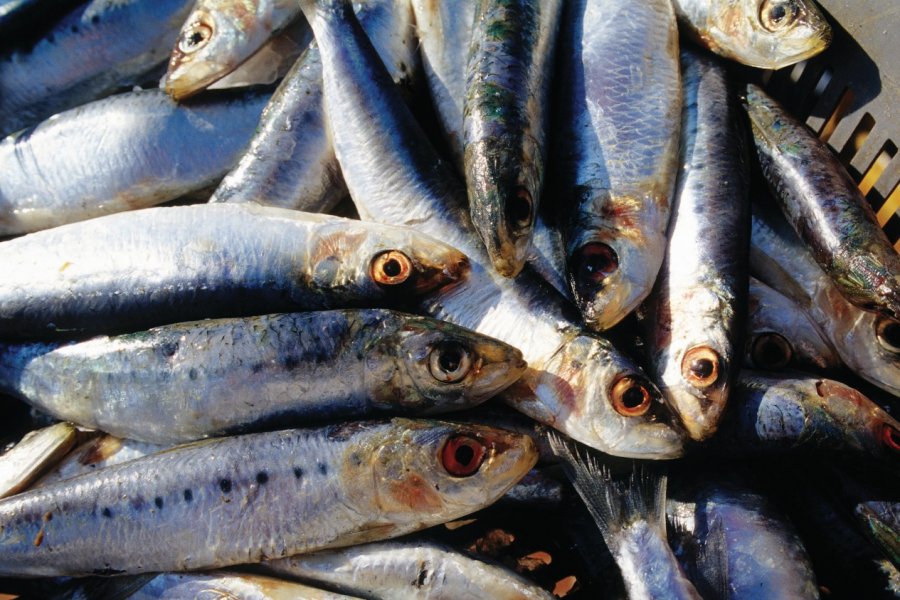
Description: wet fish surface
0,204,468,338
0,310,525,443
0,87,272,236
552,0,682,331
300,0,686,459
0,419,537,577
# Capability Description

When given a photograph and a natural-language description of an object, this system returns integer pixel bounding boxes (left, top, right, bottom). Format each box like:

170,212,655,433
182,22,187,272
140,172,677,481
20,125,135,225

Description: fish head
466,138,540,278
505,333,686,459
165,5,269,100
662,344,734,442
366,315,528,412
367,419,538,519
834,306,900,396
707,0,831,69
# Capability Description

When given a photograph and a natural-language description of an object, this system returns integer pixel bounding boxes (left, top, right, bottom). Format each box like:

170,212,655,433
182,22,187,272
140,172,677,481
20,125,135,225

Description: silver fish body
165,0,302,100
668,481,819,600
301,0,685,459
261,538,555,599
34,435,167,489
0,204,469,338
463,0,563,277
209,0,417,212
672,0,831,69
0,87,271,236
0,423,80,499
0,310,525,443
129,572,361,600
0,0,193,136
745,84,900,323
553,0,682,331
640,47,748,441
0,419,537,577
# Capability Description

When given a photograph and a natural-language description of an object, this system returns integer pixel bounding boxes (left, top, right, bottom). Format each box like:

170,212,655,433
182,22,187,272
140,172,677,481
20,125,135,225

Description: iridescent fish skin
262,539,555,599
746,84,900,322
553,0,682,331
746,276,842,371
0,0,193,136
300,0,686,459
463,0,562,277
165,0,301,100
0,204,469,339
640,48,748,441
0,87,272,236
751,202,900,396
0,310,525,444
672,0,831,69
0,419,537,577
209,0,417,212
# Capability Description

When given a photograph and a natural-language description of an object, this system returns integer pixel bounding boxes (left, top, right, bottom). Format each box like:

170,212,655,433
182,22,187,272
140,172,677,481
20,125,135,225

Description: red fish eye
441,435,486,477
883,424,900,452
575,243,619,285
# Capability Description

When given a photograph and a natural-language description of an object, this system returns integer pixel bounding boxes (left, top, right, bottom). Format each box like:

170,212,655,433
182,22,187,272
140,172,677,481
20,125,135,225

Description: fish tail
547,432,667,541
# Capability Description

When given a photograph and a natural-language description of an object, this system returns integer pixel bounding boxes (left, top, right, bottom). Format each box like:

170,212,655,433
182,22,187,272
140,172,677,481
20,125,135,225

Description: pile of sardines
0,0,897,597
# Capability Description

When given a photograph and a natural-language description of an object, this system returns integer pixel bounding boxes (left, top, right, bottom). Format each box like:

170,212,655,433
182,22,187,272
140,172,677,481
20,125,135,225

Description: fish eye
574,243,619,286
510,187,533,230
441,434,486,477
750,333,793,369
681,346,721,388
610,376,653,417
177,18,214,54
882,424,900,452
370,250,413,286
428,343,472,383
875,318,900,354
759,0,801,32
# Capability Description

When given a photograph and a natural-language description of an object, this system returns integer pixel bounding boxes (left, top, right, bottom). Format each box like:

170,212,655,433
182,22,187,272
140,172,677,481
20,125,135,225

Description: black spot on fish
154,497,163,509
188,368,199,380
293,467,304,479
219,479,232,493
256,472,268,485
102,508,112,519
251,362,265,374
159,340,178,357
71,25,78,33
317,463,327,475
93,568,125,576
183,489,193,502
91,15,100,24
281,354,300,370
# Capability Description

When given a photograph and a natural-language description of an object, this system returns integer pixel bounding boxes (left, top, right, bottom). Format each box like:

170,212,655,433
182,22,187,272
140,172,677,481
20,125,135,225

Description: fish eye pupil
189,31,204,45
882,322,900,346
511,188,533,229
382,258,402,277
690,358,714,379
439,346,462,373
622,386,645,409
771,4,786,22
454,444,475,466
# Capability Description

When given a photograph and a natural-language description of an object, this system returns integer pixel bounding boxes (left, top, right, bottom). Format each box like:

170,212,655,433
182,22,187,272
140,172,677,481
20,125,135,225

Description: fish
0,0,83,41
0,418,537,577
0,310,526,444
209,0,418,212
0,204,469,338
0,423,81,499
552,0,682,331
746,276,842,371
548,434,701,599
0,0,194,136
672,0,831,69
165,0,304,100
667,478,819,600
639,47,749,441
745,84,900,323
260,538,555,599
124,572,362,599
299,0,685,459
34,435,167,489
0,87,272,236
750,200,900,396
463,0,563,277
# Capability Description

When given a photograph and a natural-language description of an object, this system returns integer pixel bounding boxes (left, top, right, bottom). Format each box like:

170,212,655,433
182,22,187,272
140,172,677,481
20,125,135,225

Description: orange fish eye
370,250,413,286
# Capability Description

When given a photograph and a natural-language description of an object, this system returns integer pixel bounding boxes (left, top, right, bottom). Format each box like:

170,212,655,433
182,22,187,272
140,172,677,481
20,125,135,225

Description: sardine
463,0,562,277
0,204,469,338
548,434,701,599
639,47,748,441
751,201,900,396
165,0,303,100
552,0,682,331
746,276,842,371
672,0,831,69
261,538,555,599
0,419,537,576
0,423,80,499
667,479,819,600
745,84,900,322
127,572,362,599
209,0,418,212
0,310,525,444
0,0,193,136
0,87,271,236
34,435,167,489
300,0,685,459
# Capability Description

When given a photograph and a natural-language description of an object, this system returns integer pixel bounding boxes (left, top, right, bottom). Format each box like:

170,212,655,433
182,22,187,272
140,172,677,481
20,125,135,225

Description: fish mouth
667,346,729,442
471,193,534,279
466,346,528,403
165,61,228,101
569,242,646,331
603,374,687,459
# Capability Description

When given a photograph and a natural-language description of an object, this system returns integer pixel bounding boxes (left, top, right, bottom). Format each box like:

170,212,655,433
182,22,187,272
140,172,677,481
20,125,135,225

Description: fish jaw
406,243,471,295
